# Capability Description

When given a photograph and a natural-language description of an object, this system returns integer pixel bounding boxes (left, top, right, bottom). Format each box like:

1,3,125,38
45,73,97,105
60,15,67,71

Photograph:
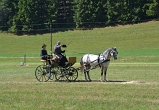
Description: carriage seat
52,54,60,61
40,54,59,61
40,59,48,65
40,59,47,62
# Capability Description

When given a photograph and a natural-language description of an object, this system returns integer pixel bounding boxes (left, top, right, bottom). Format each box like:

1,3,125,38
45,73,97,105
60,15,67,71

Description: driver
54,41,68,66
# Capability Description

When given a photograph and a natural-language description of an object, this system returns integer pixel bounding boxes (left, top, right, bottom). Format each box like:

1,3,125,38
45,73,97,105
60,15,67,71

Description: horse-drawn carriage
35,47,118,82
35,55,78,82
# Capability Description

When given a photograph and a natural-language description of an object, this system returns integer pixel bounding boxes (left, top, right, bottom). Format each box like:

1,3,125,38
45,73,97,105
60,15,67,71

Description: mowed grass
0,21,159,62
0,59,159,110
0,21,159,109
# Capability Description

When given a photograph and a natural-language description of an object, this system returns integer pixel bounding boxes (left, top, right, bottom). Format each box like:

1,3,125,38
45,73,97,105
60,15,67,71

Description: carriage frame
35,56,78,82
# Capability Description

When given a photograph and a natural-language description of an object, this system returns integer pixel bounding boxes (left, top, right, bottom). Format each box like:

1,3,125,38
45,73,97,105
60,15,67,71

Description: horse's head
110,47,118,60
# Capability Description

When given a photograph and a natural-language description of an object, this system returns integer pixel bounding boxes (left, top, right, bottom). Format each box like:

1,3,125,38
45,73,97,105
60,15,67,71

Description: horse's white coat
80,47,118,82
82,54,108,68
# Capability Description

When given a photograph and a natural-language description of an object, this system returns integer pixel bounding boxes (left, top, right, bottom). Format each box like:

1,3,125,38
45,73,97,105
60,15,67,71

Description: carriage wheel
49,67,59,80
35,65,50,82
66,67,78,81
55,68,68,81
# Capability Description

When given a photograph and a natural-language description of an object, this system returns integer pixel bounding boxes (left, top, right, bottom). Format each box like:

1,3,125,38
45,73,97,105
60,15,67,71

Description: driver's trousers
56,54,68,66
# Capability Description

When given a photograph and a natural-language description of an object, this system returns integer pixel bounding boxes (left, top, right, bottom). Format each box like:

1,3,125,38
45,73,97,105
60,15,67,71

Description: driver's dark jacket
54,44,64,55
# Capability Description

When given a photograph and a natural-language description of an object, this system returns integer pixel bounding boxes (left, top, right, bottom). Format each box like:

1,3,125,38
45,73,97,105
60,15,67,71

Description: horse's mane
102,48,113,60
102,48,112,55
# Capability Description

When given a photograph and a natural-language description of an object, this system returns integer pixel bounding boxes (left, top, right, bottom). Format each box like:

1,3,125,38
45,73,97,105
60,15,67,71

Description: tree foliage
7,0,58,34
73,0,159,28
0,0,159,34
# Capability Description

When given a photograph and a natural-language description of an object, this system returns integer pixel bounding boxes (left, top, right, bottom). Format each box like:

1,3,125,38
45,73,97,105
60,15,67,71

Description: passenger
54,41,68,66
40,44,52,65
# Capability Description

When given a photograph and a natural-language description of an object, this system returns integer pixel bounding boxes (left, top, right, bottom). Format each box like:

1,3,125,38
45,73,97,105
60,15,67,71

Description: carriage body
35,56,78,82
68,57,76,66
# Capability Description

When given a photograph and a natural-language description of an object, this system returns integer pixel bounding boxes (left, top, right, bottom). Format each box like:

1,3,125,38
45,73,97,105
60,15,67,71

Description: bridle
110,48,118,60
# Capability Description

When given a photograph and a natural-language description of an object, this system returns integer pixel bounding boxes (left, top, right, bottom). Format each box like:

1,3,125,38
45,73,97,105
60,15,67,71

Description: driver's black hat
42,44,46,48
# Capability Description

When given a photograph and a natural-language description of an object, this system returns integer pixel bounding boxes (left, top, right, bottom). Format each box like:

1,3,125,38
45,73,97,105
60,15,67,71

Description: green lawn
0,21,159,110
0,21,159,59
0,59,159,110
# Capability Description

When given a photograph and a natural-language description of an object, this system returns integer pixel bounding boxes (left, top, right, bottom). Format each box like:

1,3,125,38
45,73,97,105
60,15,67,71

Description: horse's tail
80,56,84,72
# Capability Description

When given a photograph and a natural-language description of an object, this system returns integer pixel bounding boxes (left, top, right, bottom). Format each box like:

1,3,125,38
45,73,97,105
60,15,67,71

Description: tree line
0,0,159,34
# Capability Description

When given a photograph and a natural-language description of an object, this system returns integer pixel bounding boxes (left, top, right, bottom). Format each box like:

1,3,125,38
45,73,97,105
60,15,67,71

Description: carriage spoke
66,67,78,81
55,68,67,81
49,68,57,80
35,65,50,82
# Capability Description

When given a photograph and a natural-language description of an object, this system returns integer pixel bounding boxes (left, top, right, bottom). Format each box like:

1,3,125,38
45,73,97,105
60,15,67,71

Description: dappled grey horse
80,47,118,82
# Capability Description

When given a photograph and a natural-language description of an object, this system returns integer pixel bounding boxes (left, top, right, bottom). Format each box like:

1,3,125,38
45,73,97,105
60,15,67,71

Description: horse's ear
112,47,118,54
112,47,116,50
114,47,118,54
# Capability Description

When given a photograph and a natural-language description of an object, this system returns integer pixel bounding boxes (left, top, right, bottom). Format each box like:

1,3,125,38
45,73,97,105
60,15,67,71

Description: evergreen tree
0,0,18,31
1,0,159,33
8,0,58,34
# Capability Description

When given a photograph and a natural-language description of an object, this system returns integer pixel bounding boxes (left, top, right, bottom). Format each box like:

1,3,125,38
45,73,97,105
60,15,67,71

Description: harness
97,54,110,67
97,54,101,67
83,54,110,72
82,48,117,72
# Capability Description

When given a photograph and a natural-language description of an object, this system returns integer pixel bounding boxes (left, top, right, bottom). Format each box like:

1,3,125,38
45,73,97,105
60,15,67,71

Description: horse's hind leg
84,71,88,81
84,65,91,81
87,72,91,82
84,71,91,81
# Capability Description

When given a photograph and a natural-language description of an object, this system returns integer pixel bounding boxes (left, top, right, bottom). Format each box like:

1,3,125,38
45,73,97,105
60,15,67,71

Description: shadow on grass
50,79,127,83
75,80,127,83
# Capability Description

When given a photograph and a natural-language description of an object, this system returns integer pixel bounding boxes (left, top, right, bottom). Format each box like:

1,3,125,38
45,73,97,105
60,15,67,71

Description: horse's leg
83,65,91,81
87,71,91,81
104,68,108,82
100,67,103,81
84,69,88,81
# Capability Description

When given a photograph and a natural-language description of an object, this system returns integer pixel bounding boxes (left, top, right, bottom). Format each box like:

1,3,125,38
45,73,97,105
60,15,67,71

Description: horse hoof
100,79,104,82
100,80,107,82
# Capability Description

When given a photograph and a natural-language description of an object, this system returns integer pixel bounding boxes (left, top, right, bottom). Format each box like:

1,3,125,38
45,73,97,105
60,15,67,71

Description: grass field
0,21,159,110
